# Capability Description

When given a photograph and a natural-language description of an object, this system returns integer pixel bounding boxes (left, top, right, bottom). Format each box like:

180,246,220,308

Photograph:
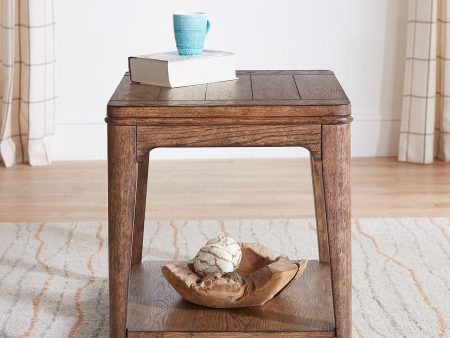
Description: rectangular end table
106,70,352,338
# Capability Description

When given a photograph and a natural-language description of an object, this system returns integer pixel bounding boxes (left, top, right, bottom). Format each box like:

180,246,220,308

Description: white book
128,50,237,88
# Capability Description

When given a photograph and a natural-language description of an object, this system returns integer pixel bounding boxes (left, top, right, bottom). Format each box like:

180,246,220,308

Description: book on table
128,50,237,88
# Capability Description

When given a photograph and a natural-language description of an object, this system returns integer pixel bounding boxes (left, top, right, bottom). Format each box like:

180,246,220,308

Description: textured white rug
0,218,449,338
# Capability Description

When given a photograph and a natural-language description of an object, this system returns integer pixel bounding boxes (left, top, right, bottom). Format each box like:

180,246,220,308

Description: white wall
54,0,408,160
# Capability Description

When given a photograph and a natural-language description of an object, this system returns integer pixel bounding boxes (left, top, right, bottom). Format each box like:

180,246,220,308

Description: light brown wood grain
132,155,149,265
310,158,330,263
205,76,252,100
294,75,347,100
158,84,207,101
136,124,322,161
128,261,334,336
128,332,333,338
107,103,351,118
107,126,138,338
322,124,352,338
107,70,351,118
1,158,448,223
110,75,161,101
105,115,352,126
251,74,300,100
110,70,344,101
106,70,353,337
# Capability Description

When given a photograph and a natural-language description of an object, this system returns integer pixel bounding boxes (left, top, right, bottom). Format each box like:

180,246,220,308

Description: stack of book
128,50,236,88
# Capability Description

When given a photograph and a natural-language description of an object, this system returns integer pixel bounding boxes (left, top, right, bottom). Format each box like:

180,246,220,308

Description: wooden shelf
127,260,335,337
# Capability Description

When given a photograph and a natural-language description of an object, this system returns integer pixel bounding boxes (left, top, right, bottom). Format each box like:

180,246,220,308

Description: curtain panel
399,0,450,163
0,0,55,167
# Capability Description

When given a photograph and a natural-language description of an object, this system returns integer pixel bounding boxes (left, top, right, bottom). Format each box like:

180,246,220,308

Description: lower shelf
127,260,335,338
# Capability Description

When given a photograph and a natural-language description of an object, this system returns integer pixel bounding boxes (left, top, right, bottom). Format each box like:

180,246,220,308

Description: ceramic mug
173,13,210,55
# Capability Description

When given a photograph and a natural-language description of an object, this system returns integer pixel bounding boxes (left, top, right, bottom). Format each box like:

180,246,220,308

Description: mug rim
173,12,207,16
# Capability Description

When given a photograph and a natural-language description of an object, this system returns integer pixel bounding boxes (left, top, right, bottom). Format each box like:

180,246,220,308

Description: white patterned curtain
0,0,55,167
399,0,450,163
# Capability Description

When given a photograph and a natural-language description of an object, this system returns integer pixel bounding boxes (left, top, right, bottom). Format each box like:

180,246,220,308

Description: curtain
399,0,449,163
0,0,55,167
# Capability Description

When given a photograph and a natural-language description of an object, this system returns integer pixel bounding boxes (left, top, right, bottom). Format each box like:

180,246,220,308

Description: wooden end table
106,70,352,338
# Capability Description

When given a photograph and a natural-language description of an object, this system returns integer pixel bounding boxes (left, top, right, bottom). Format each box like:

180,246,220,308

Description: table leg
322,124,352,338
131,153,149,265
310,156,330,263
108,125,138,338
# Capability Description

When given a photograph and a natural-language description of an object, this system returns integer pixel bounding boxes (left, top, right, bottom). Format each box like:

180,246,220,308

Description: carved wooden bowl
161,243,308,308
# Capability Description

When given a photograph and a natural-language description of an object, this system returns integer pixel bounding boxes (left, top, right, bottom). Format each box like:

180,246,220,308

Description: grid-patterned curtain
0,0,55,167
399,0,450,163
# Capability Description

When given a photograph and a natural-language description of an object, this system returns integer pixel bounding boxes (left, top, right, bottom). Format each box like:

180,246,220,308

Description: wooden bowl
161,243,308,308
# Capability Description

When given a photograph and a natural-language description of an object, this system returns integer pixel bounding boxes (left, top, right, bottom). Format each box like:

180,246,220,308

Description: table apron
136,124,322,162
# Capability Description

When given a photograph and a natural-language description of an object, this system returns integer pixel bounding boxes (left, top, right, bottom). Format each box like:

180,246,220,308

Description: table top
107,70,350,119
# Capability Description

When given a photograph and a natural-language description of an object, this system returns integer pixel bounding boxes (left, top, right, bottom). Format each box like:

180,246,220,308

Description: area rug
0,218,449,338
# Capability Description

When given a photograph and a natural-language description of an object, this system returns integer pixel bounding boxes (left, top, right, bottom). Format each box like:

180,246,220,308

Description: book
128,50,237,88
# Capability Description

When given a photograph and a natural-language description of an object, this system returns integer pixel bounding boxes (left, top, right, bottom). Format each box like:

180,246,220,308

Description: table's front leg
108,125,138,338
321,124,351,338
132,154,149,265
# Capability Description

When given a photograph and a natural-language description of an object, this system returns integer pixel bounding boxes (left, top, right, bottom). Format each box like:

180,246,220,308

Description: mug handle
206,19,211,34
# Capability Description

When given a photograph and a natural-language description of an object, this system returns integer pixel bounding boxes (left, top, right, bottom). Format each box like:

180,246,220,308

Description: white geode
193,236,242,277
206,235,242,268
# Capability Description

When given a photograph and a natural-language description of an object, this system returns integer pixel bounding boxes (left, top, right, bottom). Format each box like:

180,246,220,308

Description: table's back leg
321,124,352,338
310,156,330,263
108,125,138,338
132,153,149,265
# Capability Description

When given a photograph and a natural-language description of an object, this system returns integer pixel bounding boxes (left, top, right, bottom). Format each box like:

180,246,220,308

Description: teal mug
173,13,210,55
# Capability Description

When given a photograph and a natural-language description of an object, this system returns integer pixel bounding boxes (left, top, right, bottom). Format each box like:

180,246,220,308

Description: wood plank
205,76,252,100
127,261,334,336
294,75,347,100
110,75,161,101
158,84,207,101
136,125,321,161
251,75,300,100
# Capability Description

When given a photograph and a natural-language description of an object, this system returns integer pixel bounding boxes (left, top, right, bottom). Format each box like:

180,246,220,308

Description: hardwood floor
0,157,448,222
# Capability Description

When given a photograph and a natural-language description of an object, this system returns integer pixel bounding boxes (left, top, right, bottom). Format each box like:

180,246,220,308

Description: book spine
128,57,134,82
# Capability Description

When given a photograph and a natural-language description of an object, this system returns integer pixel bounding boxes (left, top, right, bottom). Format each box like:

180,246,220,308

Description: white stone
193,236,242,277
206,235,242,267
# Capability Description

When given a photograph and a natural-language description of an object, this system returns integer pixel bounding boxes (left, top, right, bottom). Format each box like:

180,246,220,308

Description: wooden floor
0,157,448,222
